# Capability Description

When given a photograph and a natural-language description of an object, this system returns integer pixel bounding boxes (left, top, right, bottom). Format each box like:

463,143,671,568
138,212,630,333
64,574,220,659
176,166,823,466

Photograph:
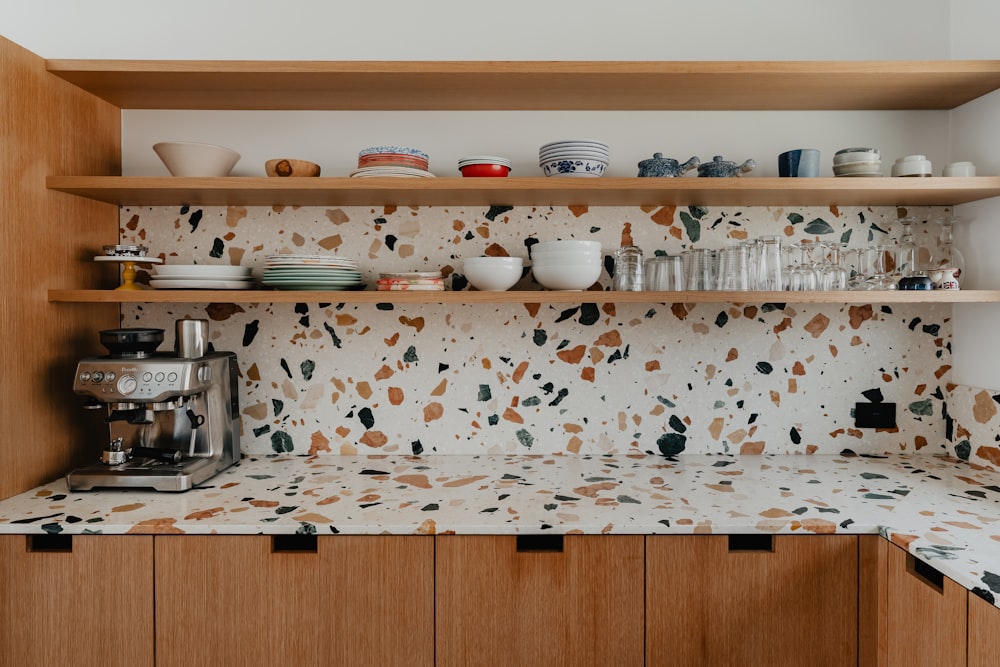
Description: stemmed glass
820,242,849,290
862,245,899,290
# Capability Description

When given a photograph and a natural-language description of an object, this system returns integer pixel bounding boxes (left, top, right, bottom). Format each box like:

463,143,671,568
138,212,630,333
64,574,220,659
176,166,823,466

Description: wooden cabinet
435,534,644,667
647,534,858,667
885,542,967,667
0,534,154,666
968,591,1000,667
154,535,434,667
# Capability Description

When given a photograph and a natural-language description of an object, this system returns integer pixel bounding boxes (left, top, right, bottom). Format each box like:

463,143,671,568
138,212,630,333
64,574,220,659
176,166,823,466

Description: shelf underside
45,60,1000,111
47,290,1000,305
47,176,1000,208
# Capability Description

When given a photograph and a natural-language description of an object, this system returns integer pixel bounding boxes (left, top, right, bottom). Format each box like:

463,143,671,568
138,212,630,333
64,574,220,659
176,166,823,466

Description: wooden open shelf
47,289,1000,305
45,60,1000,111
47,176,1000,208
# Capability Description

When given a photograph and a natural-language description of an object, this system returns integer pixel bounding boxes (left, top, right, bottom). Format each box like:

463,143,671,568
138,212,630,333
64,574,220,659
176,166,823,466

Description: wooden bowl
265,158,321,177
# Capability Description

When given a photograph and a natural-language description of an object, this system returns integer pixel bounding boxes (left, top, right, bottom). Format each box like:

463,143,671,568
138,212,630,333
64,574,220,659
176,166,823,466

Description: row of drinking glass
613,239,913,292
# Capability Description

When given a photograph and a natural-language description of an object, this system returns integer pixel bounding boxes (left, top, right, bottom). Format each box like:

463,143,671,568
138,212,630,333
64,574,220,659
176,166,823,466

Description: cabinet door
968,591,1000,667
436,534,644,667
0,534,154,666
647,535,858,667
886,543,966,667
154,535,433,667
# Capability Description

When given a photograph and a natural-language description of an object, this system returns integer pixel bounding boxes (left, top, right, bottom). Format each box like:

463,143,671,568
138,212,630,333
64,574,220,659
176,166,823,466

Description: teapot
697,155,756,178
637,153,700,178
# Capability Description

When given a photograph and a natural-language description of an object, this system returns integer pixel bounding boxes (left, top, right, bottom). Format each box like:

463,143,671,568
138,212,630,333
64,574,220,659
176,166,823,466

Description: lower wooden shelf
47,288,1000,304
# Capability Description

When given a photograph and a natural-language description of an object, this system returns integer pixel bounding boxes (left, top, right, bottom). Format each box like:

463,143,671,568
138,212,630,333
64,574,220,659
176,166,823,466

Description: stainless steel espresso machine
67,319,241,492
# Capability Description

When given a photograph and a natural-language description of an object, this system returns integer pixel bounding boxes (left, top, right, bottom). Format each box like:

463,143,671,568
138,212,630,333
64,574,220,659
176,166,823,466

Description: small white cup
943,161,976,177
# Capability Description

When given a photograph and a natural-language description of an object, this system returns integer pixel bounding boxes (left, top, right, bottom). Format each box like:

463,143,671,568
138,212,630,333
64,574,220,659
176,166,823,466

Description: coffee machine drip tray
67,457,221,492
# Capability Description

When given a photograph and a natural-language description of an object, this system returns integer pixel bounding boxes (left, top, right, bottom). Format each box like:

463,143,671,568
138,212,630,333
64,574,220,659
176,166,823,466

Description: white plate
150,279,254,289
154,264,249,277
349,166,435,178
150,273,255,282
94,256,163,264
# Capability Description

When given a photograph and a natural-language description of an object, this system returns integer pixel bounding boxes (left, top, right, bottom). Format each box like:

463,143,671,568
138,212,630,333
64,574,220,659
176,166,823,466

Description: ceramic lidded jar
636,153,700,177
697,155,756,178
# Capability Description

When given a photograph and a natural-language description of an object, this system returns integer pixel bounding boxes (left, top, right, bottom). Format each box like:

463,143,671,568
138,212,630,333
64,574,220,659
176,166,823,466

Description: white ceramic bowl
943,161,976,177
463,257,523,291
834,147,879,161
891,156,932,177
833,161,882,175
530,250,603,263
540,159,608,177
540,140,609,151
532,240,602,253
532,261,602,290
833,151,881,165
153,141,241,177
539,150,611,161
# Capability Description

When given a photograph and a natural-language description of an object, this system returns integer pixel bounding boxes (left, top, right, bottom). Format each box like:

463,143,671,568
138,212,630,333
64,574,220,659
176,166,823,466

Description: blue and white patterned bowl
540,158,608,178
358,146,429,160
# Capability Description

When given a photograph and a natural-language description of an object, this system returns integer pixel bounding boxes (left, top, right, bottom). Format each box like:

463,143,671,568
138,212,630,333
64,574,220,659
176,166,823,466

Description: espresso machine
67,319,241,492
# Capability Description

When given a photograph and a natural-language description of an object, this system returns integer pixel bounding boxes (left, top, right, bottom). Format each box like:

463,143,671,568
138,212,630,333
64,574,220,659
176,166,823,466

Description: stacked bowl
832,147,881,177
458,156,512,177
351,146,434,178
539,140,609,178
463,256,523,291
530,240,603,290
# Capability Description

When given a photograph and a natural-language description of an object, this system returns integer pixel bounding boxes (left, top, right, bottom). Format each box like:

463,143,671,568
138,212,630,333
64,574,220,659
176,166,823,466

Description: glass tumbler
753,236,783,291
717,243,749,291
613,246,644,291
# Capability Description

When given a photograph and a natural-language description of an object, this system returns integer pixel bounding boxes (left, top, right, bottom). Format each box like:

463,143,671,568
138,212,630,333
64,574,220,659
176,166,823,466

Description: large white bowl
530,250,603,263
463,257,523,291
153,141,241,177
540,158,607,177
532,261,602,291
532,240,602,253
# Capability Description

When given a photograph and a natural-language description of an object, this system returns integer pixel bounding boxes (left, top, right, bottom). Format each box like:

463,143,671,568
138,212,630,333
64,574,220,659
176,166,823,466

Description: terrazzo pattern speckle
2,453,1000,608
115,203,955,457
944,383,1000,469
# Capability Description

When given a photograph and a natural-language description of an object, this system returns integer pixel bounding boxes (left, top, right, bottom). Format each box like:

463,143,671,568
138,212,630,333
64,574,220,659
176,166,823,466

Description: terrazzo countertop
2,452,1000,608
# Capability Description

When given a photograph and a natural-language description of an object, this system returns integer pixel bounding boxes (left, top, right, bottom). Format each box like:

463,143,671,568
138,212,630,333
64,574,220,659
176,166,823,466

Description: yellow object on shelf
93,255,163,290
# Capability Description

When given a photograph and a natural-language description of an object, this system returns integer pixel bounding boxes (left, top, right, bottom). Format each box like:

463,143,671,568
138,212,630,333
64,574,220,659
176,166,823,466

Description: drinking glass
717,244,750,291
613,246,644,291
862,245,899,290
752,236,783,291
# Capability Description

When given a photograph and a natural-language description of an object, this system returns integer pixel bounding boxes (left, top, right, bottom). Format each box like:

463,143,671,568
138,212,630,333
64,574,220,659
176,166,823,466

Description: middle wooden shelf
47,175,1000,208
47,289,1000,305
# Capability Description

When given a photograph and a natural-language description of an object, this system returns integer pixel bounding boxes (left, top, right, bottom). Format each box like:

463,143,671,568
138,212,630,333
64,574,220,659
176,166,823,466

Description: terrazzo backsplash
116,202,958,457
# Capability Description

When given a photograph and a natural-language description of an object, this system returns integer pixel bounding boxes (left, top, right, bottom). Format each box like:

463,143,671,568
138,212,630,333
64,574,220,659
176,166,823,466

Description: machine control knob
91,371,105,383
116,374,138,396
197,365,212,382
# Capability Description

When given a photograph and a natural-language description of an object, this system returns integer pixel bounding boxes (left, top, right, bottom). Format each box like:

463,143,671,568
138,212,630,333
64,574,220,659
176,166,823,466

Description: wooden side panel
0,535,154,665
647,535,858,667
968,592,1000,667
435,535,644,667
885,543,966,667
859,535,889,667
155,535,434,667
0,36,120,499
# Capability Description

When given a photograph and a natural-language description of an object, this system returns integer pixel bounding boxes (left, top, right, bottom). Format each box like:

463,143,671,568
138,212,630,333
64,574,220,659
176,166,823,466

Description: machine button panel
91,371,104,383
116,374,138,395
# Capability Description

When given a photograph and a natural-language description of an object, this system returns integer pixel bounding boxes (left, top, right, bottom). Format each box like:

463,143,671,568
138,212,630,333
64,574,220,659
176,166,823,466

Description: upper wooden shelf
47,175,1000,208
47,289,1000,305
45,60,1000,111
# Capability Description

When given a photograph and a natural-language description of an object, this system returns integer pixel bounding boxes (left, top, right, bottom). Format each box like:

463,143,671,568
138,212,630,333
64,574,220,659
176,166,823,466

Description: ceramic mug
778,149,820,177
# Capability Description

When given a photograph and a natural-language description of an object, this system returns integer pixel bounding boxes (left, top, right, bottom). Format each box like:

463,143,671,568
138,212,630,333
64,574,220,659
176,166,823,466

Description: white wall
950,0,1000,390
0,1,951,60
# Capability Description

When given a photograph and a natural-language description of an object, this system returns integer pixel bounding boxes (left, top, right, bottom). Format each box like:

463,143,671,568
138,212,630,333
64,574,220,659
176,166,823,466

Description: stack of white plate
150,264,254,290
262,254,364,290
350,146,435,178
538,140,610,178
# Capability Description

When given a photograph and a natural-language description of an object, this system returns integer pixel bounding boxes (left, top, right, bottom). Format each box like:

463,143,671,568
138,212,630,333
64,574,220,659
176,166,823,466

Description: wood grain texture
154,535,434,667
885,543,967,667
46,175,1000,207
45,60,1000,110
0,535,154,666
968,592,1000,667
858,536,889,667
435,535,644,667
0,36,120,500
647,535,858,667
46,288,1000,305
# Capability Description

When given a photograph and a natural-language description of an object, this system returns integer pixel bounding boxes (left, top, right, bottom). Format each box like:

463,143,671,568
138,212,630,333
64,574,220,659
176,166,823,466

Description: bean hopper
67,320,241,491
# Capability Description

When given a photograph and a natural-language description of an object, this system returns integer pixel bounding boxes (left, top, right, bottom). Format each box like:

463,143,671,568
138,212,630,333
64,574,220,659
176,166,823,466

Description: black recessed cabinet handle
516,534,564,553
728,534,774,552
272,534,318,553
28,534,73,553
908,554,945,592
